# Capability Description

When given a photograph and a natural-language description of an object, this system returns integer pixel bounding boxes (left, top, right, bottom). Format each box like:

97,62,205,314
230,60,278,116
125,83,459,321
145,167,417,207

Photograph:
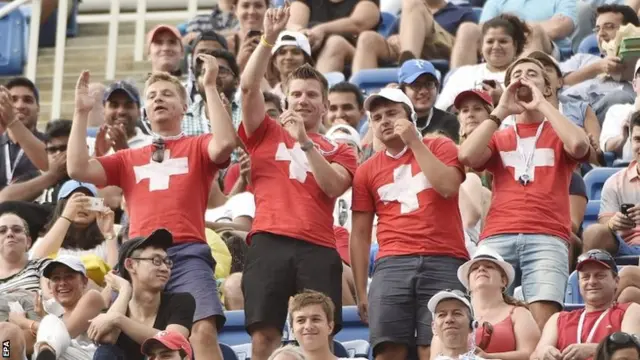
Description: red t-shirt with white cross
475,121,582,242
97,134,225,244
238,115,358,249
351,137,469,260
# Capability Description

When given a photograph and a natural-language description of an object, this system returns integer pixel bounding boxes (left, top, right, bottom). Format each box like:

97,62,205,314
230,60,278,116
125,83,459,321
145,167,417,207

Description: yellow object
47,252,111,286
206,228,231,280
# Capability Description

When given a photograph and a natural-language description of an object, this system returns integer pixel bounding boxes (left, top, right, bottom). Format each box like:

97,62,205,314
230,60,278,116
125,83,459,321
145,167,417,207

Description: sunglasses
606,332,640,352
45,145,67,154
577,250,616,268
151,138,165,163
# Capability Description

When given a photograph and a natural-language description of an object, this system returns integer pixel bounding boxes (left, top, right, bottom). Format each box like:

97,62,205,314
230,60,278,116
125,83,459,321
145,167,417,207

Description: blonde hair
268,345,307,360
289,290,335,324
145,71,188,104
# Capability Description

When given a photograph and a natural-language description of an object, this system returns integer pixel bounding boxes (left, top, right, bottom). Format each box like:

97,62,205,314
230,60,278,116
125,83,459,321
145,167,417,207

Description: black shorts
242,232,343,335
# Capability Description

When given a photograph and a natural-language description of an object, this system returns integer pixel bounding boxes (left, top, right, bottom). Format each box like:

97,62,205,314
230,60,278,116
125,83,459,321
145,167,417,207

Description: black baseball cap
103,80,141,107
192,30,228,51
576,249,618,274
117,229,173,281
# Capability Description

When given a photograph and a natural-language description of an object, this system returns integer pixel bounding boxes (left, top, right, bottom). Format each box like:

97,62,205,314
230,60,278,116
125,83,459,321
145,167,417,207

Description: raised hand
494,80,526,118
516,79,546,111
75,71,96,114
61,192,91,221
279,110,308,142
94,125,111,157
107,124,129,151
393,118,420,146
47,153,67,180
0,86,15,130
263,3,290,43
198,54,220,88
97,208,115,237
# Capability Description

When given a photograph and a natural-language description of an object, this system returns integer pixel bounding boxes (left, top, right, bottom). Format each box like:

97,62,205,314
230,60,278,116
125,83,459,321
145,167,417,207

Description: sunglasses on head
151,138,165,163
606,332,640,352
577,250,616,266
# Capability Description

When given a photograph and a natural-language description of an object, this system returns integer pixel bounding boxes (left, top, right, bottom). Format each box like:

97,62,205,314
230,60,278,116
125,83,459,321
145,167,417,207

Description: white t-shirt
205,192,256,223
600,102,634,161
436,63,506,111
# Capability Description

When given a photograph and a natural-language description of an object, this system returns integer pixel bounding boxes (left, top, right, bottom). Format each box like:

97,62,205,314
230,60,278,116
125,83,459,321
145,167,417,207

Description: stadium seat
221,343,240,360
342,339,371,358
325,71,346,87
335,306,369,342
583,167,621,200
604,152,617,167
471,7,483,23
578,34,599,56
378,12,397,38
19,0,80,47
334,340,350,358
563,303,585,311
615,255,640,266
0,2,27,76
231,343,252,360
582,200,600,231
350,68,399,94
369,243,378,276
613,159,631,168
219,310,251,346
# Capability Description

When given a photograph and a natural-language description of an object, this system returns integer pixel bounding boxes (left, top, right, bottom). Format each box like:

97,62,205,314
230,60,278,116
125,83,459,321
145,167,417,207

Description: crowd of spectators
1,0,640,360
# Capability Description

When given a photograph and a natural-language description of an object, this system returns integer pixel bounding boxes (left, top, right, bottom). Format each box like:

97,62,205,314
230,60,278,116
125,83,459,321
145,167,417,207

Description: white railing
1,0,209,118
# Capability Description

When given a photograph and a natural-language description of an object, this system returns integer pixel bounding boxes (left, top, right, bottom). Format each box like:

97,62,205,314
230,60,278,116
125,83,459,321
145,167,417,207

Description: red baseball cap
453,89,493,110
146,25,183,52
141,331,193,359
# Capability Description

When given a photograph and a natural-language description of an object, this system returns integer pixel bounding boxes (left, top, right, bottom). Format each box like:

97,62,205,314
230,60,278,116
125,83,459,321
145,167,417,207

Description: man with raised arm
66,54,236,360
238,5,358,360
458,57,591,331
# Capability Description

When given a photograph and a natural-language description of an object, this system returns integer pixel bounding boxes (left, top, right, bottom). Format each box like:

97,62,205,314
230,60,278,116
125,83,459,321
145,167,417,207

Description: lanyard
512,121,546,176
577,308,609,344
4,144,24,184
417,108,434,132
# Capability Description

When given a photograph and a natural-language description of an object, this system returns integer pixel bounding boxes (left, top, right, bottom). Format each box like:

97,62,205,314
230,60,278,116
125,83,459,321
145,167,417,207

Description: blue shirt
480,0,577,49
435,2,478,35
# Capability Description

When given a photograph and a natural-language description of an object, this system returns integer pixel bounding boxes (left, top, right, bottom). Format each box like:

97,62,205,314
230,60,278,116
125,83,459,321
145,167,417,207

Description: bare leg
450,23,482,68
251,326,282,360
190,318,224,360
316,35,356,73
352,31,394,73
529,301,561,330
0,322,26,360
222,272,245,310
525,23,554,55
375,343,408,360
582,224,619,255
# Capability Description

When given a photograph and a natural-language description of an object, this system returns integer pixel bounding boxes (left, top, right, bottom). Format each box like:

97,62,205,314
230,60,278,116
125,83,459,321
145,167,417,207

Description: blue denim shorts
481,234,569,306
615,233,640,256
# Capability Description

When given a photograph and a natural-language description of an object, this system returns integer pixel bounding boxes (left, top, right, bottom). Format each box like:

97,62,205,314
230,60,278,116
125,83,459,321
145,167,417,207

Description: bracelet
260,35,274,48
104,233,116,241
29,321,37,337
486,115,502,127
60,215,73,223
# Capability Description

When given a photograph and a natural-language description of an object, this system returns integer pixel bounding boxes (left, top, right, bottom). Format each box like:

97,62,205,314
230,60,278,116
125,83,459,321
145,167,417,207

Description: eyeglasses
151,138,165,163
0,225,27,235
593,23,619,34
606,332,640,353
45,145,67,154
129,256,173,269
406,80,438,91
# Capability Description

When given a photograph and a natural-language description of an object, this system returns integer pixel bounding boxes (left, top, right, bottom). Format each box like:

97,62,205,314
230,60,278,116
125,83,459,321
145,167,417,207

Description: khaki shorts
388,18,454,60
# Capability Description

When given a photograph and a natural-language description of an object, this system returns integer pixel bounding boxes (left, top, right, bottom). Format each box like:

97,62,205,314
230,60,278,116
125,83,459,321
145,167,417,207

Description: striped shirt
0,258,50,293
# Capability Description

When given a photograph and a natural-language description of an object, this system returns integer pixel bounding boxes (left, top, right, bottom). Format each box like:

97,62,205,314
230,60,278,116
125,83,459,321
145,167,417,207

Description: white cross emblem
275,142,312,183
499,137,554,182
133,150,189,191
377,165,431,214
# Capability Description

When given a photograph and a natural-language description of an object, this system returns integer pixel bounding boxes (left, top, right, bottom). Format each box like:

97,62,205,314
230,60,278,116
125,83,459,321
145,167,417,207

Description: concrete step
35,59,150,75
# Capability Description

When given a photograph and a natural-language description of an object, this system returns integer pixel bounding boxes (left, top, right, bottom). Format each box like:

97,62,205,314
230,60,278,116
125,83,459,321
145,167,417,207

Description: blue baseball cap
398,59,438,85
57,180,98,201
103,80,141,106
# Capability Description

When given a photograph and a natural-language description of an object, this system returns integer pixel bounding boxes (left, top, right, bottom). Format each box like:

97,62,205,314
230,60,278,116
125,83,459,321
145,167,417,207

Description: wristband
260,35,274,48
487,115,502,127
60,215,73,223
300,140,314,152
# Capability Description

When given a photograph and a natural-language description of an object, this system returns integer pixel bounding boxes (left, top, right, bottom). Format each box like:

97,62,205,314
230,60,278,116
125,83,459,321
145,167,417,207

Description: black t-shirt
295,0,380,28
417,108,460,144
116,292,195,360
0,131,47,189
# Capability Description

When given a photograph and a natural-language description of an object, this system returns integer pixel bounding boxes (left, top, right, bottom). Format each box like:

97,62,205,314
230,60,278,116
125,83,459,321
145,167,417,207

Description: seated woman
30,180,118,286
436,14,530,112
594,332,640,360
430,247,540,360
270,31,314,98
10,255,105,360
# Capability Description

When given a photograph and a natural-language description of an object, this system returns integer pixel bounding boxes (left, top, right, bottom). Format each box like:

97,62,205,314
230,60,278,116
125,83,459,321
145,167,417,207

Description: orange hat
146,25,183,52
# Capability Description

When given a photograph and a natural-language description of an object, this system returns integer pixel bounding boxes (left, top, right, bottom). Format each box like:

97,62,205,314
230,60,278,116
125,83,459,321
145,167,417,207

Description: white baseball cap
272,31,312,57
42,255,87,278
427,289,473,314
457,246,515,290
363,88,417,121
326,124,361,150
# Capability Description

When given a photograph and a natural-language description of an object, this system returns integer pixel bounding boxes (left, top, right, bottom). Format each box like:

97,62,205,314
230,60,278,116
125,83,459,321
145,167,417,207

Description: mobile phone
621,203,634,216
247,30,262,38
87,197,105,212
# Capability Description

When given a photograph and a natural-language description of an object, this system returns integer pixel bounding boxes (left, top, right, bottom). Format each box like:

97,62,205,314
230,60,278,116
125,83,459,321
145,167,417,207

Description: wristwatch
300,140,315,152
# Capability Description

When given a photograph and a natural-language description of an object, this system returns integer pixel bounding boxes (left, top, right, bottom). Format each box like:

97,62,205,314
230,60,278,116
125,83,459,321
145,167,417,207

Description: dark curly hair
482,14,531,57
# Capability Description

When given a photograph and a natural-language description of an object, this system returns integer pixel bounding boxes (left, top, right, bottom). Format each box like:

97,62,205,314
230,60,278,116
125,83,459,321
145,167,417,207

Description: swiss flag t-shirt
238,115,358,248
476,121,583,242
97,134,226,244
352,137,468,260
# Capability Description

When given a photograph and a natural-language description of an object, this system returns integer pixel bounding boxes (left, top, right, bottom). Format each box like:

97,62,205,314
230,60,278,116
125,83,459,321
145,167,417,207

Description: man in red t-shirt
533,250,640,360
350,88,468,359
238,6,357,360
65,55,237,360
458,57,591,330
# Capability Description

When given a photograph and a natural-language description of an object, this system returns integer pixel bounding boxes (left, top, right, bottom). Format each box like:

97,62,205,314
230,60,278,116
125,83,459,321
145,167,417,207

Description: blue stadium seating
232,343,252,360
325,71,346,87
613,159,631,168
583,167,621,200
221,343,240,360
335,306,369,343
19,0,80,48
471,7,483,23
334,340,350,358
342,339,371,358
615,255,640,266
582,200,600,231
0,2,27,76
350,68,399,94
604,152,617,167
378,12,397,38
563,303,585,311
219,310,251,346
565,266,625,304
578,34,599,56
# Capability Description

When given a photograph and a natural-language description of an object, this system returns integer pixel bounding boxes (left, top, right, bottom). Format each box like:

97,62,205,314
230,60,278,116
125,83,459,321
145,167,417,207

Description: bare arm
240,35,275,137
458,112,502,169
0,172,60,202
63,290,106,338
459,173,483,229
486,308,541,360
6,121,48,171
286,1,310,31
304,147,353,197
349,211,374,307
563,61,603,87
409,138,463,198
202,63,237,164
227,176,248,197
208,178,228,209
539,102,590,159
621,302,640,335
310,1,380,36
533,313,560,360
583,107,601,147
30,217,72,259
98,284,132,344
113,314,190,345
570,194,587,234
534,15,574,40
